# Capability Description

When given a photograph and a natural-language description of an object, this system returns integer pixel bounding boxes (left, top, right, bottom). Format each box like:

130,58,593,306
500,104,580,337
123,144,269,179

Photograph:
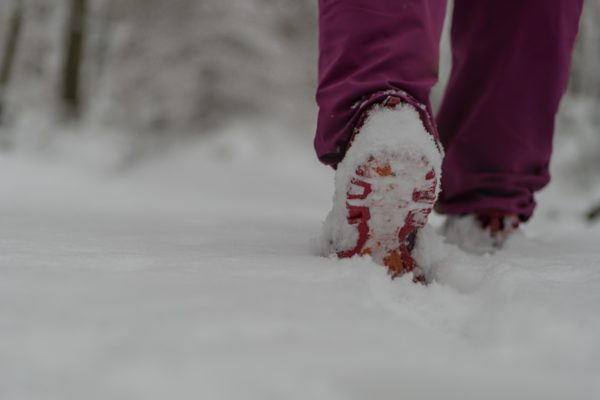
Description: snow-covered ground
2,123,600,400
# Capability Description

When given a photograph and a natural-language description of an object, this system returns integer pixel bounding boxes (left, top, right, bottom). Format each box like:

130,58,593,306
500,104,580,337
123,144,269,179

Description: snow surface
2,124,600,400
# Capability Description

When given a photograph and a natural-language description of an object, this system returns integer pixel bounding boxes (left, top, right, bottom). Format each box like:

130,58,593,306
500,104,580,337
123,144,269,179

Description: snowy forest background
2,0,599,214
0,0,317,141
0,0,599,198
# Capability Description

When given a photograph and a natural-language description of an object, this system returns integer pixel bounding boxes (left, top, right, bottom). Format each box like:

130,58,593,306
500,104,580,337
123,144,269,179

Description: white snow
1,123,600,400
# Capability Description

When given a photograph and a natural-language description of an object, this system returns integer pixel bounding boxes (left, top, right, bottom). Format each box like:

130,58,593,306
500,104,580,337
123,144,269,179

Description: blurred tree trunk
0,0,24,124
61,0,87,120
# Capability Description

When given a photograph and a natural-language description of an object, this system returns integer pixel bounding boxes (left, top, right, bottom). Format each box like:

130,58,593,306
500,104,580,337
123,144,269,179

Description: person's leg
316,0,448,279
315,0,447,167
437,0,584,220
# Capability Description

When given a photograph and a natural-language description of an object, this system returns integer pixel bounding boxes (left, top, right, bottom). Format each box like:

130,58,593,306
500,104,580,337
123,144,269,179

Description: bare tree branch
587,202,600,221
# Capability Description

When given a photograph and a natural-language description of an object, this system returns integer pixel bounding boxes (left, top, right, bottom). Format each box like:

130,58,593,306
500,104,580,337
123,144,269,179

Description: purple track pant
315,0,583,220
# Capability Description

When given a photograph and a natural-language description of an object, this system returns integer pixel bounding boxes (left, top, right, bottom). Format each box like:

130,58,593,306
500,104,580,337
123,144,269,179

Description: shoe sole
337,150,438,282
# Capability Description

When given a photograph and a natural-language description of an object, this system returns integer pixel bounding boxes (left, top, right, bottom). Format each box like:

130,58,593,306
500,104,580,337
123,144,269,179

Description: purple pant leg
436,0,584,220
315,0,447,167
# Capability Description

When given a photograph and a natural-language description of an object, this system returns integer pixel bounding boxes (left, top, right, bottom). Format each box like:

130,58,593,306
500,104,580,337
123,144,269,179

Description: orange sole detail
337,153,438,283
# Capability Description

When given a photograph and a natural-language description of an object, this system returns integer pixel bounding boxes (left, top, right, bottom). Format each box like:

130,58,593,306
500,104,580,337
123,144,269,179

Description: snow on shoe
322,98,442,281
442,211,521,255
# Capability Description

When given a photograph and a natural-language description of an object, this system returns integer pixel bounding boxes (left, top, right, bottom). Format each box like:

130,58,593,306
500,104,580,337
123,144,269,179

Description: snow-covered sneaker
442,210,521,255
321,96,443,281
